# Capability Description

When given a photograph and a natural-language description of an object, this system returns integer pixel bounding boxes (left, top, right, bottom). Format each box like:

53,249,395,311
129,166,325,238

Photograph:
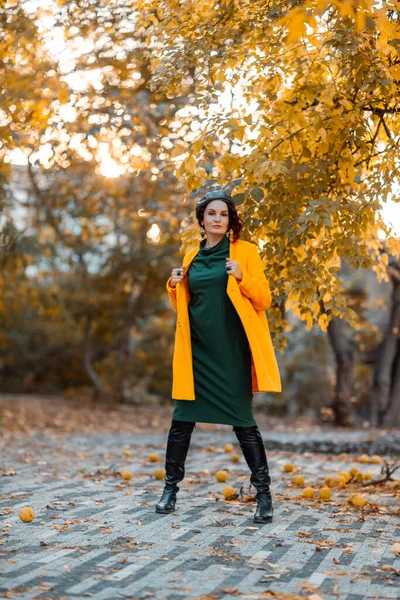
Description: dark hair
195,192,243,242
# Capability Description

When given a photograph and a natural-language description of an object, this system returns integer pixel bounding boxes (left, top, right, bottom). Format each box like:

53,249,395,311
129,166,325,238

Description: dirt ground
0,393,338,438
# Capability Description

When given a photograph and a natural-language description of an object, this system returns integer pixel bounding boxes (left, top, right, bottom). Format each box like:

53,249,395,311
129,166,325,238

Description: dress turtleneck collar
200,235,229,253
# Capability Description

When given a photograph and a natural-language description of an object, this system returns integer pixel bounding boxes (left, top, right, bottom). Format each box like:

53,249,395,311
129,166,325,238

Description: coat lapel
226,241,247,317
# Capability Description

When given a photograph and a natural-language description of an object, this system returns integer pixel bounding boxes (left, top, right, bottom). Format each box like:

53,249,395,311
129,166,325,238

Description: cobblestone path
1,430,399,600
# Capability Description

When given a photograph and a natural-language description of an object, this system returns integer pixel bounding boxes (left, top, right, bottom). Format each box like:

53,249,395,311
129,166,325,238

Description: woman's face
202,200,229,236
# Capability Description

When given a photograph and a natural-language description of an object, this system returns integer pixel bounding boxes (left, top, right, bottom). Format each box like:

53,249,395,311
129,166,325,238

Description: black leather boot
155,419,196,514
233,424,273,524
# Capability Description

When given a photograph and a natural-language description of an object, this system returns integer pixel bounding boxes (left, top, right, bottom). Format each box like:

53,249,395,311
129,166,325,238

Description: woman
155,190,281,523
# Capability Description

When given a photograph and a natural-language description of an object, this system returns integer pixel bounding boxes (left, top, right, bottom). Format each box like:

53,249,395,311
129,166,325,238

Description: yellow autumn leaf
318,313,330,332
312,300,320,318
284,8,306,43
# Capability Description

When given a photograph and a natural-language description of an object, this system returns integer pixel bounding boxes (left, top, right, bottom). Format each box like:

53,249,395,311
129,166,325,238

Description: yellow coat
166,238,282,400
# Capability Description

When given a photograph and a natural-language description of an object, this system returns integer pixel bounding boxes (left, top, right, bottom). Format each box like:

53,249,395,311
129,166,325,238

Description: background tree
371,253,400,426
1,0,399,425
131,0,400,423
1,0,191,401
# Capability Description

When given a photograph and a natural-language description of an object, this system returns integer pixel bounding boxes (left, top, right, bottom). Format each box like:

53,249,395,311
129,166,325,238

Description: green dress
172,234,256,427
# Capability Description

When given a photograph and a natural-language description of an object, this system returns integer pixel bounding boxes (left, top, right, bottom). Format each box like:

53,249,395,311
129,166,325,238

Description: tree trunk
83,315,104,402
382,342,400,427
370,261,400,427
327,316,355,426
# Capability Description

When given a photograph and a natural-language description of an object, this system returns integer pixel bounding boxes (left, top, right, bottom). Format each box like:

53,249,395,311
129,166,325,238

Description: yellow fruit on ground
154,469,165,480
338,452,348,459
224,443,234,452
149,453,159,462
207,445,216,452
337,471,351,484
293,475,305,486
223,486,236,500
370,455,383,464
350,494,366,507
319,487,332,500
329,476,340,487
355,472,364,482
121,471,132,481
216,470,229,482
123,449,131,458
360,454,370,463
362,473,372,481
328,476,345,488
350,467,359,477
303,487,315,498
388,481,399,489
231,454,240,463
19,507,35,523
284,463,294,473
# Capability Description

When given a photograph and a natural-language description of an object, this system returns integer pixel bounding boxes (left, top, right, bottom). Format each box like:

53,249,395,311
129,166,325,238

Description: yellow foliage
128,0,400,351
312,300,320,319
283,7,307,44
332,0,355,19
318,313,330,332
2,0,399,392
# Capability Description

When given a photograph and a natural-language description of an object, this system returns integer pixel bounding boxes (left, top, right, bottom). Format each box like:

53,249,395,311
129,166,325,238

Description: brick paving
0,427,399,600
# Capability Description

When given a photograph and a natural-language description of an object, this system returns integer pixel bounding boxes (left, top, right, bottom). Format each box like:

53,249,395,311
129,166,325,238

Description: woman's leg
232,424,273,523
155,419,196,514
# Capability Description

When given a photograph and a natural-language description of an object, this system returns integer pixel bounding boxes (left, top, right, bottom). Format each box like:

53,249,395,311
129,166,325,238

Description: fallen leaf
390,542,400,555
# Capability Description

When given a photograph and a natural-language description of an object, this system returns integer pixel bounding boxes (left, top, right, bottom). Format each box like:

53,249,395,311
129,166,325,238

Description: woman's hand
169,267,185,288
226,258,242,282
